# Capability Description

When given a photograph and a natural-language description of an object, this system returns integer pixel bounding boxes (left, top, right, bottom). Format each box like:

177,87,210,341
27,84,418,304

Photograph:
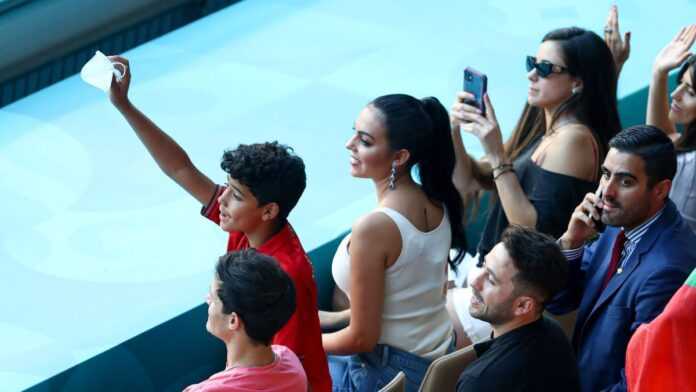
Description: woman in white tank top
319,94,467,392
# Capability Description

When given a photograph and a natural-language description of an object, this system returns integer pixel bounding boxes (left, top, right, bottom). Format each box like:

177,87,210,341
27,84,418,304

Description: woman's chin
349,167,364,178
668,111,679,124
668,111,693,126
527,96,545,108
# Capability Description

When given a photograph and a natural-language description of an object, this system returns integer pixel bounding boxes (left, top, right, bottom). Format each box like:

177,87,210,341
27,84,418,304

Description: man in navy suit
548,125,696,392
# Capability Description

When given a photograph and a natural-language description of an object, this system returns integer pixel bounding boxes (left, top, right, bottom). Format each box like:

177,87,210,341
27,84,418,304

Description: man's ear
228,312,243,332
652,178,672,201
262,202,280,222
513,296,537,317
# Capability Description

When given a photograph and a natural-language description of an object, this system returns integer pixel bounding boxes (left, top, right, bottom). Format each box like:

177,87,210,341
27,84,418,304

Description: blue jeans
328,337,455,392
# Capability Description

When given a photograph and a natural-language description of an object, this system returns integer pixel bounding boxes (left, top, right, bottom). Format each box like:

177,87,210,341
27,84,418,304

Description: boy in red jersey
108,55,331,392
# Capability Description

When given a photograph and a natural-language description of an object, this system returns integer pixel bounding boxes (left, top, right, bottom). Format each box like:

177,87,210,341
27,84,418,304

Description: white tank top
332,207,454,359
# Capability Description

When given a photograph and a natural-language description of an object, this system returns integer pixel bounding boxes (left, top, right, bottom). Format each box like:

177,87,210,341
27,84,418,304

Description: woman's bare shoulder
541,124,599,181
352,210,399,240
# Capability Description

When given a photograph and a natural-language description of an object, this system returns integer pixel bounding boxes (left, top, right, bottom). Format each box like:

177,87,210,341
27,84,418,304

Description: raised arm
603,5,631,76
647,26,696,140
454,93,537,227
450,92,494,199
547,191,604,315
108,55,216,205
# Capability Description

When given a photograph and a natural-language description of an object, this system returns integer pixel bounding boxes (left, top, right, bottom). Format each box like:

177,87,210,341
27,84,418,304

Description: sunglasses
526,56,568,78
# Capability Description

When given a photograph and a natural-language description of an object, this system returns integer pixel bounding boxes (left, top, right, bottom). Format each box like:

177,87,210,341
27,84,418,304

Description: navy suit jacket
548,200,696,392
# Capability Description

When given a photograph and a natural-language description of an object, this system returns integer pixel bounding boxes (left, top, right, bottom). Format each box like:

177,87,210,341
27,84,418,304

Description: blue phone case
463,67,488,116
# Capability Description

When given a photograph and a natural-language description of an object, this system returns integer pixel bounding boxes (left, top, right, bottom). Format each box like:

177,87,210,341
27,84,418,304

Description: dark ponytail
370,94,466,267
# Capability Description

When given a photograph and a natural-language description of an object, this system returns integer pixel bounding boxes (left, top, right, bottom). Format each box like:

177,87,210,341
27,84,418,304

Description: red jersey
625,268,696,392
202,186,331,392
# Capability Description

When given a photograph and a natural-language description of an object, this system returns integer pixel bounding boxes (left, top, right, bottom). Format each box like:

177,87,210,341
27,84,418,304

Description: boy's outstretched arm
108,55,216,205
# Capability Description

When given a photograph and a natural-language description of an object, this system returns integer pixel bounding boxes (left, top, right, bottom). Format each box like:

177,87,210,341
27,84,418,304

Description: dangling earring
572,86,581,95
388,161,397,190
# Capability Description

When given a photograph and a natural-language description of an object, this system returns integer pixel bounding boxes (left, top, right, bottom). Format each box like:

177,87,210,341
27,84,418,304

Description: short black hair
501,226,568,307
608,125,676,187
215,249,295,345
220,142,306,220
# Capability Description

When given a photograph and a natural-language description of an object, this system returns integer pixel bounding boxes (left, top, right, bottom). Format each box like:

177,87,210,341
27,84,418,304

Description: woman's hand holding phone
451,92,505,166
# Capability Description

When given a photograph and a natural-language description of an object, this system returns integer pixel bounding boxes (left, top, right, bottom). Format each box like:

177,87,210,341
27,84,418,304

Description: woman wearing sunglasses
447,26,621,347
642,25,696,233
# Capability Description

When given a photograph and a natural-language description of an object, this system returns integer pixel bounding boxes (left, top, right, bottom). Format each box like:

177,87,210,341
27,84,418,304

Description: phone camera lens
465,73,472,81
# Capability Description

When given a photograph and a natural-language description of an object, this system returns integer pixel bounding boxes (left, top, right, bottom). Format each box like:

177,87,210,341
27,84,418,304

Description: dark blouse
477,136,596,258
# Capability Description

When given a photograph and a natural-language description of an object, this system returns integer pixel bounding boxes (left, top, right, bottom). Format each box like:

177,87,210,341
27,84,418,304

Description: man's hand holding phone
560,187,605,250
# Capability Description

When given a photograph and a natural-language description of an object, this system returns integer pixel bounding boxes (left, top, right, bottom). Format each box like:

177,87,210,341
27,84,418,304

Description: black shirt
456,317,580,392
477,136,596,258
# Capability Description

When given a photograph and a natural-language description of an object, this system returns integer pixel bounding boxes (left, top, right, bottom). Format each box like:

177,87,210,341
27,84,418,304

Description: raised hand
604,5,631,74
653,25,696,75
560,192,603,250
451,92,505,165
108,55,132,109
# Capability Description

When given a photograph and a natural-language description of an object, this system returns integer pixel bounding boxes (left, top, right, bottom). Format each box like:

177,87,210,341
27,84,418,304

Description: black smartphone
463,67,488,116
593,187,606,232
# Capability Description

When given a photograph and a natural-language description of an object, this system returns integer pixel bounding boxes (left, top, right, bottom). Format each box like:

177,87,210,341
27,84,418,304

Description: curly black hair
220,142,306,220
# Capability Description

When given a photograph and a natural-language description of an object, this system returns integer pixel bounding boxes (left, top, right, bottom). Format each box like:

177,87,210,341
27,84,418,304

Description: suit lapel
586,202,678,322
573,228,619,348
592,250,642,312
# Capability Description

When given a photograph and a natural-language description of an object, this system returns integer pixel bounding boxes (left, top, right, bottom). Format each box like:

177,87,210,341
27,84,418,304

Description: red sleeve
200,185,225,224
272,264,306,359
274,311,303,358
626,278,696,392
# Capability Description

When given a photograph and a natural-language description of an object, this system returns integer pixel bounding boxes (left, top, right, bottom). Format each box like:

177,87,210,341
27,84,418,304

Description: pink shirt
183,345,307,392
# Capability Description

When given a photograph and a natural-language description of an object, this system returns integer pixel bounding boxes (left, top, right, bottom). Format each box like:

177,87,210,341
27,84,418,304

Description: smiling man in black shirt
457,226,580,392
